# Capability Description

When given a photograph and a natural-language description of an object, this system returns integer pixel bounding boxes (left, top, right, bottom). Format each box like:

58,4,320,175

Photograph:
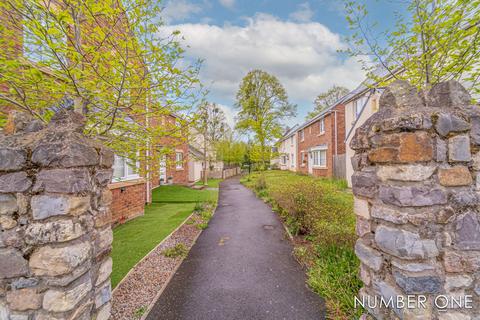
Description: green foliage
345,0,480,98
235,70,297,168
134,305,147,319
163,243,188,258
215,138,248,166
307,85,350,120
0,0,204,166
242,171,359,319
196,222,209,230
254,174,267,191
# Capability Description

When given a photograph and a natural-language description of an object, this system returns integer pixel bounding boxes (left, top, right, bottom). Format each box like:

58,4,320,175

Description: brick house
276,125,298,171
0,5,191,226
296,102,346,178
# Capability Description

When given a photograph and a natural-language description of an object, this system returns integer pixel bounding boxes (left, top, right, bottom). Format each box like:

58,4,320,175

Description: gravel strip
111,215,203,320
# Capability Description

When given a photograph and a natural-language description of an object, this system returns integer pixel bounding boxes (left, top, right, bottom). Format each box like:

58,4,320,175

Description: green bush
162,243,188,258
254,174,267,191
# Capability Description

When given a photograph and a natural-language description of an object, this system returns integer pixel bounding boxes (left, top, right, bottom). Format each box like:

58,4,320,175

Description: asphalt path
146,177,326,320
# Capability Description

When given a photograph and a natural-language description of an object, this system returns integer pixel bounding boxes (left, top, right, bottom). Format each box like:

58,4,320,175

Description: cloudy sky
161,0,406,127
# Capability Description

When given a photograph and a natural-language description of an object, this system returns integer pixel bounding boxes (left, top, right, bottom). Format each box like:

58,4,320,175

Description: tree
345,0,480,98
193,102,229,185
306,85,350,120
235,70,296,169
215,137,247,167
0,0,203,168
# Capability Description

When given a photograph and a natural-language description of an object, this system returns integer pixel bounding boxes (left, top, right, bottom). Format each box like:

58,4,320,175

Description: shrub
254,174,267,191
196,222,209,230
162,243,188,258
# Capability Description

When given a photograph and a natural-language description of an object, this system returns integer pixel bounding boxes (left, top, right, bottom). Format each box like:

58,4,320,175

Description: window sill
108,177,146,189
312,166,327,169
317,132,325,136
176,167,184,171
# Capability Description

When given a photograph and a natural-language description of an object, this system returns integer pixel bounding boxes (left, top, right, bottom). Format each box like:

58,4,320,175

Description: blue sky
161,0,407,127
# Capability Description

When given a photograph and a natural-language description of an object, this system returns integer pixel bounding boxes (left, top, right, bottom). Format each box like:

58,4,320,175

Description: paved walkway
146,178,326,320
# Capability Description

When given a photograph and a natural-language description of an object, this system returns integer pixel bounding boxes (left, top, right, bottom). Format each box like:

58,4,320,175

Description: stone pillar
351,80,480,319
0,110,114,319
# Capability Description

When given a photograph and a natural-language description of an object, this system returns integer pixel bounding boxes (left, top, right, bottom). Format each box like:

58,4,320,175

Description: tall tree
235,70,296,169
345,0,480,98
193,102,229,185
306,85,350,120
0,0,203,166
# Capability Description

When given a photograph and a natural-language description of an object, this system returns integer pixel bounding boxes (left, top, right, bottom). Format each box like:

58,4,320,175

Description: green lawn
111,184,219,288
194,178,222,188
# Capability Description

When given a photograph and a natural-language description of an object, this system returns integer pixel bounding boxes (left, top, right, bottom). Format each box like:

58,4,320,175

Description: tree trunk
203,134,208,186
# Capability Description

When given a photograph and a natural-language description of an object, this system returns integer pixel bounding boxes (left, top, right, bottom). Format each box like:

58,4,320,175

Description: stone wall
352,80,480,319
0,111,114,319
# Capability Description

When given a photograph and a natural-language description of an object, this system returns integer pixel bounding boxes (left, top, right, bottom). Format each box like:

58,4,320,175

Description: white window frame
311,146,327,168
112,155,140,182
300,151,305,167
281,155,287,165
291,153,295,167
300,130,304,142
319,118,325,135
176,151,184,169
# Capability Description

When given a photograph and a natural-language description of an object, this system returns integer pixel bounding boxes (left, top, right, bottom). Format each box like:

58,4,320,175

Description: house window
299,130,304,141
319,118,325,134
112,155,140,181
290,136,294,145
291,153,294,167
353,97,366,120
312,149,327,168
281,155,287,165
300,151,305,166
176,152,184,169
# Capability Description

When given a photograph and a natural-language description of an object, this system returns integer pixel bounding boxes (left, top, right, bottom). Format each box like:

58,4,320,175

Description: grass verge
194,178,222,188
111,184,218,288
241,170,362,319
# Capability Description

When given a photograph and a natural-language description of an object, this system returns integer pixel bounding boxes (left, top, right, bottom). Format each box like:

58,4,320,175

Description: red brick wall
296,104,346,178
109,179,146,226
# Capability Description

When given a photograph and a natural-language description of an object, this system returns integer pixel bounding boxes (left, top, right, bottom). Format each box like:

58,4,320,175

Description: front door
159,155,167,184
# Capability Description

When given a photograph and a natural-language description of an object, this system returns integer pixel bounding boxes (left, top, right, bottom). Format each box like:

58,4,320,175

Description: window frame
299,130,304,142
112,155,140,182
319,118,325,135
311,147,327,168
175,151,184,169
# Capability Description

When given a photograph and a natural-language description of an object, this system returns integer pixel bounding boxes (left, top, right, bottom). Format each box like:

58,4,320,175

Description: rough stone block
436,137,447,161
377,164,436,182
455,211,480,250
379,185,447,207
354,197,370,219
368,147,398,163
32,142,99,168
375,225,439,259
25,220,85,245
6,288,42,311
11,278,38,290
379,80,424,111
33,169,91,193
29,242,91,276
355,240,383,271
471,116,480,145
0,249,28,279
0,215,17,229
438,312,472,320
371,205,408,224
95,169,113,187
393,270,442,294
0,194,18,215
438,166,472,186
444,275,473,292
95,258,112,286
95,228,113,256
451,190,479,208
95,302,111,320
372,280,404,317
0,148,27,171
427,80,471,109
94,281,111,308
0,172,31,193
352,170,378,198
448,135,471,162
398,132,433,163
434,113,470,137
444,251,480,273
356,217,371,237
391,259,436,273
31,195,90,220
99,148,114,168
42,275,92,312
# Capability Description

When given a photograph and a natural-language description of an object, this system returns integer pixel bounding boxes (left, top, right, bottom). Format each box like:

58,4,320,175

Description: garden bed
111,203,215,320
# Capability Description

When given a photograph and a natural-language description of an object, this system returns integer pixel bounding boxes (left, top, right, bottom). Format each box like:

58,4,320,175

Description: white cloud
162,0,202,24
219,0,235,9
217,103,236,129
163,13,366,119
289,2,314,22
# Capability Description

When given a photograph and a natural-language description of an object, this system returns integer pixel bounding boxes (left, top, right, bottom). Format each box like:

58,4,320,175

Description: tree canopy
235,69,296,169
345,0,480,98
0,0,203,164
306,85,350,120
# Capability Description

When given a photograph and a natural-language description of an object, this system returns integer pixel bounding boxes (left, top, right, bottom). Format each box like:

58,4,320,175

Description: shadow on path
146,177,326,320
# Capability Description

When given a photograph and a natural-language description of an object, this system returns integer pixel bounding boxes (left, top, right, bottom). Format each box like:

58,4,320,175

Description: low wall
109,179,145,226
204,167,240,179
